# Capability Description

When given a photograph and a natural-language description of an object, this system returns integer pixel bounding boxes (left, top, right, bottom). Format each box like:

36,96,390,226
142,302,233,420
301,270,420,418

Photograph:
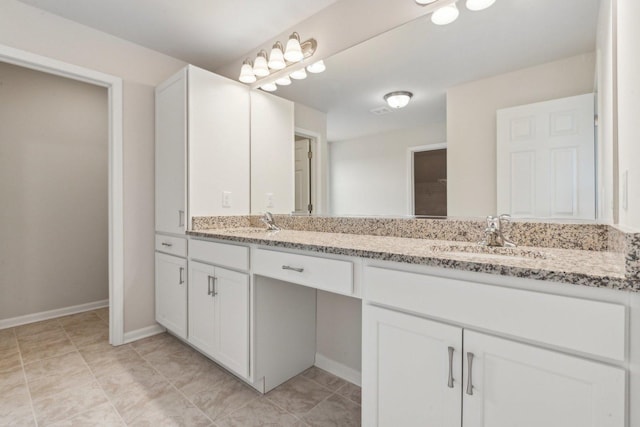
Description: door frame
295,127,323,215
406,143,447,215
0,44,125,345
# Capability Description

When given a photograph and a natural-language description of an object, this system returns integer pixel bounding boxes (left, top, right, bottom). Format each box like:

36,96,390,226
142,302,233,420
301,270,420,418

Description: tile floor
0,308,361,426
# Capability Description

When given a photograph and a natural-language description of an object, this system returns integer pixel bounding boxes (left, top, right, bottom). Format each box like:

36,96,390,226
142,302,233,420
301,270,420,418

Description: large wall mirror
266,0,613,221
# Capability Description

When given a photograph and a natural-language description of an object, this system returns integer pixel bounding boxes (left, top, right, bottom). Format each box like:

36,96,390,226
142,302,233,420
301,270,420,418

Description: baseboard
0,299,109,330
314,353,362,386
123,324,166,344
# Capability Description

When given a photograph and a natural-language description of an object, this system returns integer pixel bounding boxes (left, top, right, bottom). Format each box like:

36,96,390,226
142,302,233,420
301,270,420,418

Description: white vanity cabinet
155,252,187,339
155,65,250,234
362,266,627,427
188,242,250,379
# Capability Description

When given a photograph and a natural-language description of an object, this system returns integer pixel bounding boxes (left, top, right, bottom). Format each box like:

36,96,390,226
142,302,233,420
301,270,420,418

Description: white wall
0,0,186,332
0,62,108,320
329,124,447,216
294,103,328,214
447,53,596,218
616,0,640,230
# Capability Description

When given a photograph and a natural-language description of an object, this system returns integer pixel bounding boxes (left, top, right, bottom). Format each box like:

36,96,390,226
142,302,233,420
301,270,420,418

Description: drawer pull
161,242,173,247
282,265,304,273
447,346,455,388
466,352,474,396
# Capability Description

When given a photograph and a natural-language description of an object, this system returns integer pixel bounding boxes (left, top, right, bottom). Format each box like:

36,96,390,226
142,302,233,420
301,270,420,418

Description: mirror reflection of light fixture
268,42,286,70
290,68,308,80
238,59,256,83
466,0,496,11
384,91,413,109
306,60,326,74
275,75,292,86
415,0,437,4
253,51,270,77
261,82,277,92
431,3,460,25
284,32,304,62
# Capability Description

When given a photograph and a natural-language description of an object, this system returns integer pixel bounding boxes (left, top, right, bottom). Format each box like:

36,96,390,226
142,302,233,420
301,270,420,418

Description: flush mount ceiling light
384,91,413,109
466,0,496,11
431,3,459,25
238,31,323,91
414,0,438,4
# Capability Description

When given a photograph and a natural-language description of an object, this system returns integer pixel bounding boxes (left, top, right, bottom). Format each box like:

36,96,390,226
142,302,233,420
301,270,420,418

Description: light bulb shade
415,0,437,4
261,82,277,92
466,0,496,11
289,68,307,80
306,60,326,74
431,4,459,25
268,43,286,70
384,91,413,109
253,51,270,77
275,75,292,86
238,60,256,83
284,32,304,62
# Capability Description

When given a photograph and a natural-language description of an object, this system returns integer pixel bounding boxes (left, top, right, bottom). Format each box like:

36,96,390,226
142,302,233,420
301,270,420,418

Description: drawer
364,266,627,362
155,235,187,257
189,239,249,271
253,248,353,295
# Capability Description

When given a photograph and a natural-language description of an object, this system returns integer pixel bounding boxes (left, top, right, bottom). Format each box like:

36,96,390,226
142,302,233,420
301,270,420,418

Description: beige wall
617,0,640,230
0,0,186,332
447,53,596,218
329,124,447,216
0,62,108,320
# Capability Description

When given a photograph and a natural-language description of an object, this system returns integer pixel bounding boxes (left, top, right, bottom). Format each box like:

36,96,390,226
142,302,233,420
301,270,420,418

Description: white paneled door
497,93,595,219
462,331,625,427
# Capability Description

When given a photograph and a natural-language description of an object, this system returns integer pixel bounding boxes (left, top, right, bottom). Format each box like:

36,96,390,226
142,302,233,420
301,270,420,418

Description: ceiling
16,0,340,70
274,0,602,141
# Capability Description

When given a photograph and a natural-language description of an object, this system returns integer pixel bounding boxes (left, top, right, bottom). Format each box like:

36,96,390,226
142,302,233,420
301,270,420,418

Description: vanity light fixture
289,67,307,80
384,91,413,109
238,59,256,83
253,51,270,77
306,60,326,74
431,3,460,25
415,0,496,26
261,82,278,92
466,0,496,11
275,75,292,86
238,31,323,90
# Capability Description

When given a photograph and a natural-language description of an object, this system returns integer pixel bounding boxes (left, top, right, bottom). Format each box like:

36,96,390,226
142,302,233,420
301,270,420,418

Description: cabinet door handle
466,352,474,396
282,265,304,273
179,267,184,284
161,242,173,247
212,276,218,297
178,210,185,227
207,276,213,296
447,346,455,388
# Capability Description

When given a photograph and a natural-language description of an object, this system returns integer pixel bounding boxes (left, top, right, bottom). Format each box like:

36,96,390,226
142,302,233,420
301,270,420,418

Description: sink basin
428,244,549,260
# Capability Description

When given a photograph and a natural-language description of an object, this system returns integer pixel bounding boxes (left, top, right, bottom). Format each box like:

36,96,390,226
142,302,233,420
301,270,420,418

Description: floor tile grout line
54,311,129,427
129,338,219,426
13,327,39,427
261,394,312,426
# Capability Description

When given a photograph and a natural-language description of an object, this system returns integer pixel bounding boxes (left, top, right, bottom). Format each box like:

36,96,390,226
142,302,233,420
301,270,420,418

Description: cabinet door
463,331,625,427
213,267,249,378
155,252,187,338
188,66,250,217
188,260,217,355
155,69,187,233
362,305,462,427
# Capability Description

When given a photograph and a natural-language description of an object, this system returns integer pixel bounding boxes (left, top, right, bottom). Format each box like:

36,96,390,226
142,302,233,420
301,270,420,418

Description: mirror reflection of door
294,137,312,214
413,148,447,216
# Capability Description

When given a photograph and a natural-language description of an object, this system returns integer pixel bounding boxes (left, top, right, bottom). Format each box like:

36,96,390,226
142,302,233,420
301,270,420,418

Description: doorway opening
407,143,447,216
294,131,321,215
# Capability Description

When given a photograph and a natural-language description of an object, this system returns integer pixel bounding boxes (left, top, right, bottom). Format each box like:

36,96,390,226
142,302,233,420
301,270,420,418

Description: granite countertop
187,227,632,292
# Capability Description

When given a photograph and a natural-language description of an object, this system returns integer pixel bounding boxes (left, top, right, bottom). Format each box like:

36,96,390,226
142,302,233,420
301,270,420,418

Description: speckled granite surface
187,227,634,292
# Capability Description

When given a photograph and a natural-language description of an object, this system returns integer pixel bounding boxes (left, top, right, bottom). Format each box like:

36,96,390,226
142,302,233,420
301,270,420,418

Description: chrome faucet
260,212,280,231
479,214,516,247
